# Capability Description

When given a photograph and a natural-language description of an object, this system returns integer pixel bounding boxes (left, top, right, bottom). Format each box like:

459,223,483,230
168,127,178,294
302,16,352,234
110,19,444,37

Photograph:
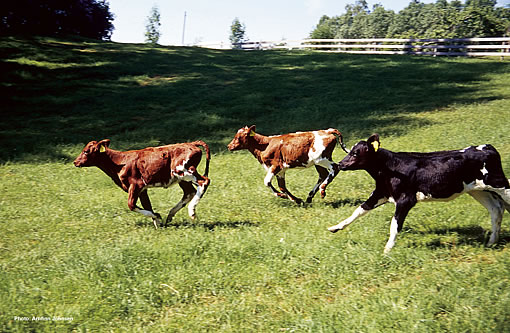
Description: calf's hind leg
307,166,329,203
139,190,162,228
165,181,196,225
469,191,504,247
187,171,211,220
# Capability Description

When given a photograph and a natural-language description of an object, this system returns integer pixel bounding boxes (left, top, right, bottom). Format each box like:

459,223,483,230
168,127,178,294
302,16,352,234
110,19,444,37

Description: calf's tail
328,128,350,154
192,140,211,177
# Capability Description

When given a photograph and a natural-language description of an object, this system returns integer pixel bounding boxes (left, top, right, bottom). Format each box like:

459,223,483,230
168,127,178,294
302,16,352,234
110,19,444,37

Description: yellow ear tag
249,130,256,137
371,141,380,152
100,145,106,153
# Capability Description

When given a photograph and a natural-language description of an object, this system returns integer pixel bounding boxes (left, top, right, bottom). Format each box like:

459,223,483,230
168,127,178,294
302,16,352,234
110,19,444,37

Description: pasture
1,36,510,332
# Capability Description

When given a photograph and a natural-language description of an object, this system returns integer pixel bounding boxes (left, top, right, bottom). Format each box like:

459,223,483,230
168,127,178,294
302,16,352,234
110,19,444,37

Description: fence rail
236,38,510,57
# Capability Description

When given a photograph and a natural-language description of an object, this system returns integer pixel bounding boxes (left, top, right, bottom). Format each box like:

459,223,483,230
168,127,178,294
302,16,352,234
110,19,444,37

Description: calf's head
74,139,110,167
338,134,380,171
227,125,256,151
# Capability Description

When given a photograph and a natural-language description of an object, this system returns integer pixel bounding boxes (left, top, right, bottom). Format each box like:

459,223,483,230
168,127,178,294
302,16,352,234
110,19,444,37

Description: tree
457,0,505,37
386,0,428,38
230,18,246,49
310,15,336,39
310,0,510,40
144,5,161,44
0,0,114,39
365,5,395,38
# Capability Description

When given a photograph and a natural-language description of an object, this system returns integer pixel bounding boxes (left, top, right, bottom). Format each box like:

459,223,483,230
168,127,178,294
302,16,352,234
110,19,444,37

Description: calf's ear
367,134,380,152
97,139,110,153
248,125,256,136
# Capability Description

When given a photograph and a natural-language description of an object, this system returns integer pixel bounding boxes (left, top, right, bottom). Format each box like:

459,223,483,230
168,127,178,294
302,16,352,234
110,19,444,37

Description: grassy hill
1,36,510,332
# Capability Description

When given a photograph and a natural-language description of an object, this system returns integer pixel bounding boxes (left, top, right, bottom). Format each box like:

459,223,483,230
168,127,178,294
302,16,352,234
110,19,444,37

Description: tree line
0,0,114,40
310,0,510,39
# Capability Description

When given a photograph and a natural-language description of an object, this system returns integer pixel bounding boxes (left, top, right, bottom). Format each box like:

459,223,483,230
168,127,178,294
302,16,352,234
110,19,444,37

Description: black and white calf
328,134,510,253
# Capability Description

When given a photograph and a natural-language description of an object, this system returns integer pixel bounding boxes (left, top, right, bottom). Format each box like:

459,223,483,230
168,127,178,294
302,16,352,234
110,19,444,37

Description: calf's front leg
307,165,329,203
128,184,161,228
276,174,303,205
328,190,388,232
383,199,415,253
139,190,162,228
263,166,287,199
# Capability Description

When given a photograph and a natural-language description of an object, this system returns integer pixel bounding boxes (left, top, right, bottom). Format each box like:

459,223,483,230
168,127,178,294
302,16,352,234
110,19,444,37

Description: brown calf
227,125,348,204
74,139,210,228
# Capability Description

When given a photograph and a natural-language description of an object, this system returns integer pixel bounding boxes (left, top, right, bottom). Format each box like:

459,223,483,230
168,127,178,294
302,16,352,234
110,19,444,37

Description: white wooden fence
235,38,510,57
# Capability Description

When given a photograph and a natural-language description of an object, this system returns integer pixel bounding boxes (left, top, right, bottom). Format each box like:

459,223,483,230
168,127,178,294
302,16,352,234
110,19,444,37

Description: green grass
1,36,510,332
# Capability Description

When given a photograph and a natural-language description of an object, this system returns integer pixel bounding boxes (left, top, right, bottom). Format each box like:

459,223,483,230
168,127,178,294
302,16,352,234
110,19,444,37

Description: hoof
152,213,163,229
164,216,173,227
328,226,340,233
293,198,304,205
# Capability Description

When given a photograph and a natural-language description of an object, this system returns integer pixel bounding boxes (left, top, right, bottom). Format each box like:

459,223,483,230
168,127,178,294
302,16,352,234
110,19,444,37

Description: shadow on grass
163,220,260,230
325,197,366,208
411,226,510,248
1,36,509,162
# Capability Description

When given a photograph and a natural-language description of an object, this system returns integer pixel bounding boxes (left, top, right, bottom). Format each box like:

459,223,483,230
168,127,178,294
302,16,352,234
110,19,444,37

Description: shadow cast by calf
325,198,366,208
163,220,260,230
412,226,510,249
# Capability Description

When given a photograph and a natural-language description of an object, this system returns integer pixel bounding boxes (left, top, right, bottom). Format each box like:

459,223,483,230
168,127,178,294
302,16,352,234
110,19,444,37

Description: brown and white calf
227,125,349,204
328,134,510,253
74,139,210,228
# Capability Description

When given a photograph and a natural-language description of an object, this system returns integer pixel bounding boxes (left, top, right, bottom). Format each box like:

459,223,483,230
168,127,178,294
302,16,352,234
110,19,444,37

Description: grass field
1,36,510,332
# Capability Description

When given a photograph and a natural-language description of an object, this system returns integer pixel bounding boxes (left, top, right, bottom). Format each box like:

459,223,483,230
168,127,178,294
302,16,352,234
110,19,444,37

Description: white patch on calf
476,145,487,151
416,189,466,203
481,163,489,176
264,169,275,187
416,192,432,201
306,131,336,172
308,131,327,164
416,178,510,204
328,206,368,232
188,184,205,218
466,180,510,203
469,191,504,246
384,217,399,253
172,159,196,182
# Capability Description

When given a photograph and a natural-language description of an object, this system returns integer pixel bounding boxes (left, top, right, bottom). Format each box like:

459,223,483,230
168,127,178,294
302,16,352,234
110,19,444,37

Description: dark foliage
0,0,114,40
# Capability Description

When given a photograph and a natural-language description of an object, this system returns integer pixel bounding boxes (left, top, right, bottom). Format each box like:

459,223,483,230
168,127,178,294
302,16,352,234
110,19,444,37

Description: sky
108,0,510,46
